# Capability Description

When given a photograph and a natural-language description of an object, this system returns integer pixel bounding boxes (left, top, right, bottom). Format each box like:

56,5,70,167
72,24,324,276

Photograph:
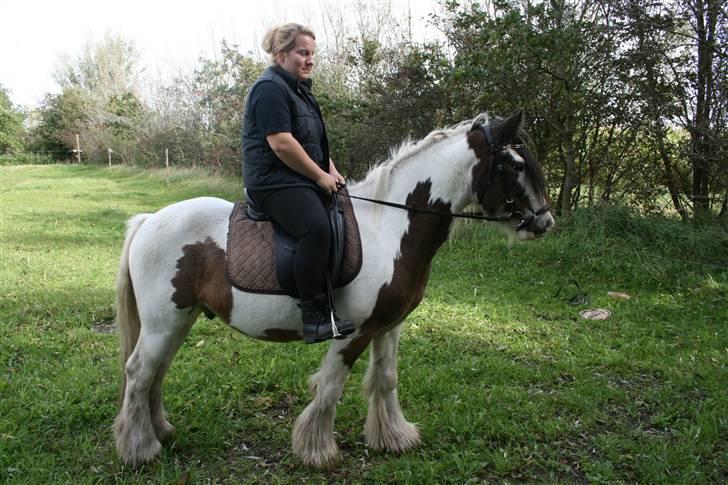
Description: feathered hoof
365,418,421,453
294,441,342,469
114,415,163,467
292,414,341,468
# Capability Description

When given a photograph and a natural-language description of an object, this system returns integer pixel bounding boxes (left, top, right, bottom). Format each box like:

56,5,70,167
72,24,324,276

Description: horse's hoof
154,420,176,444
118,437,162,468
114,415,163,467
365,419,421,453
297,446,342,469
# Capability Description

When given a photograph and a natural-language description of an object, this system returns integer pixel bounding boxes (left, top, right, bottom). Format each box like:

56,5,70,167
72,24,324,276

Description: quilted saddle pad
225,191,363,295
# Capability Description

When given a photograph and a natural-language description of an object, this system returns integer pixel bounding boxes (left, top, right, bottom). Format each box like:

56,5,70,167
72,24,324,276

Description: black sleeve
249,81,291,135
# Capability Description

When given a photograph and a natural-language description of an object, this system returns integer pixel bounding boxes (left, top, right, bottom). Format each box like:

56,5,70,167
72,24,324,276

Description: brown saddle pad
226,190,363,295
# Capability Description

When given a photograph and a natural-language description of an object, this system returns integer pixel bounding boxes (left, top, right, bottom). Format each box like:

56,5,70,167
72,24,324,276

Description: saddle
226,187,363,297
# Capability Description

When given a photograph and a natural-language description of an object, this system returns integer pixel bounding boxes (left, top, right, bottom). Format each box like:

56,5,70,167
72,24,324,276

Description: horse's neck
353,135,473,212
351,135,473,274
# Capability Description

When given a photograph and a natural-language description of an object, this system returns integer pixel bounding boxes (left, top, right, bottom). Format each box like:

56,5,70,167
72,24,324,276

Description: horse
113,112,554,468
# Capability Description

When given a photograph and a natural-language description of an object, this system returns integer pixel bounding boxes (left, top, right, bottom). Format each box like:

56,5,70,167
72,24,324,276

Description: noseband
478,125,551,231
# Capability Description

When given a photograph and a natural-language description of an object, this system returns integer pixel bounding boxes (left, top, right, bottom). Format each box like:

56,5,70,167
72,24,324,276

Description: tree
439,0,632,214
433,0,727,217
30,88,90,159
147,40,264,171
612,0,728,219
49,33,148,163
0,85,24,154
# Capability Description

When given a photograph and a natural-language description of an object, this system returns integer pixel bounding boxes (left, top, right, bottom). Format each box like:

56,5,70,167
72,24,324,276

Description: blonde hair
262,23,316,64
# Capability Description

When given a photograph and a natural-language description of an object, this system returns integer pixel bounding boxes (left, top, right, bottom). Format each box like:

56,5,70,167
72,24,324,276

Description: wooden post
165,148,169,185
75,134,81,163
108,148,112,167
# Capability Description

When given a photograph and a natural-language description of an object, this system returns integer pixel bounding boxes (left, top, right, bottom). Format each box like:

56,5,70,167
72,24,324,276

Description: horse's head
467,112,555,239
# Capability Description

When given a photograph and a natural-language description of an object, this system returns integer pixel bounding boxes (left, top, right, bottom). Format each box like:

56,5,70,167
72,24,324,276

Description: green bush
0,152,58,165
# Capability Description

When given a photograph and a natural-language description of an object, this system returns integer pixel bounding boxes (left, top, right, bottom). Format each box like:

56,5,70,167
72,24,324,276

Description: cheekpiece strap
479,124,499,154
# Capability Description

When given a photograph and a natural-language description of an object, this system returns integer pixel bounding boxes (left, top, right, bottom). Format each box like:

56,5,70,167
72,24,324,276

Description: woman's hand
329,160,346,186
316,172,339,193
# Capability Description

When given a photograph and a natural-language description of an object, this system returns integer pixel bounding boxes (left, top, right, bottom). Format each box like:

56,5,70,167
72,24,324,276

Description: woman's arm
266,132,338,192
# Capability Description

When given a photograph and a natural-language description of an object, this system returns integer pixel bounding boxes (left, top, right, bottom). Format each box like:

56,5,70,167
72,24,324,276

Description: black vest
242,66,330,191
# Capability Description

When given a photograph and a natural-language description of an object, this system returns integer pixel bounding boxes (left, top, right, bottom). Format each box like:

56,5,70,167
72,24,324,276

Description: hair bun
261,28,278,54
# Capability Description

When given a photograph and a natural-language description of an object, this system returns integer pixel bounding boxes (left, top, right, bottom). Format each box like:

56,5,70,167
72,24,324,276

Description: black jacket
242,65,330,190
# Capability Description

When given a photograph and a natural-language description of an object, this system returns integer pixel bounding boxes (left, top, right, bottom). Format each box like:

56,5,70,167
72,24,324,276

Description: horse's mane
352,114,490,198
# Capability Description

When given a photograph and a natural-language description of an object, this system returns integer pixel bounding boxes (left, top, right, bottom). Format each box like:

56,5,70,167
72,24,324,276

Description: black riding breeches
248,187,331,301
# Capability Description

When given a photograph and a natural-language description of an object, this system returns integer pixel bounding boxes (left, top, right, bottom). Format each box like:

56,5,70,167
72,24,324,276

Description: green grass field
1,164,727,483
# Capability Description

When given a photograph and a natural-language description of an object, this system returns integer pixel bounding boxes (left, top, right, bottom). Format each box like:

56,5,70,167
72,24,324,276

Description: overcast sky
1,0,442,108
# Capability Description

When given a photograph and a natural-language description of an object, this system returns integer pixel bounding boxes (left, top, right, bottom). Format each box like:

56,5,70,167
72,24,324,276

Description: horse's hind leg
148,314,197,443
364,325,421,452
114,311,193,466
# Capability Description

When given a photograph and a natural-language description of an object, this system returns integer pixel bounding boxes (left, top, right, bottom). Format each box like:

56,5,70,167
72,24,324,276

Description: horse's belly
226,277,384,340
227,291,302,338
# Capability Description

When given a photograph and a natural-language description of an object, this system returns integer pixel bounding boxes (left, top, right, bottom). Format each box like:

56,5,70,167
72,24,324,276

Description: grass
1,164,727,483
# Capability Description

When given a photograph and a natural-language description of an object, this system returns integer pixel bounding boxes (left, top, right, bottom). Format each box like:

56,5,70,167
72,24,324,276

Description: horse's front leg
292,338,357,468
364,324,421,453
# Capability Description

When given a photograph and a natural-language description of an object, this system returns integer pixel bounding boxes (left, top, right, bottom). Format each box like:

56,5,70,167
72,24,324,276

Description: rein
340,192,515,222
336,123,550,230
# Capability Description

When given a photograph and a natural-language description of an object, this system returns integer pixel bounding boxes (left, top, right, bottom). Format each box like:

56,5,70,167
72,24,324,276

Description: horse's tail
116,213,150,382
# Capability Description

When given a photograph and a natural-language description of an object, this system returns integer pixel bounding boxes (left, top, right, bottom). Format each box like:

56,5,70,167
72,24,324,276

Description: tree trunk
690,0,718,216
655,130,689,222
719,190,727,218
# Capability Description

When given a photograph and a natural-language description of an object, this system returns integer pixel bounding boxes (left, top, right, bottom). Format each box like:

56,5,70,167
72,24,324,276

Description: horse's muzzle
530,214,554,236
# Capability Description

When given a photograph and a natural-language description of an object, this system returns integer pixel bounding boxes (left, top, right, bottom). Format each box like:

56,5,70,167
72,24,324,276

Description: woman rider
242,23,355,344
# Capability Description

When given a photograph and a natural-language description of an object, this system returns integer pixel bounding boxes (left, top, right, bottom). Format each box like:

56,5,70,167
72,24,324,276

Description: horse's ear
471,113,489,132
494,111,524,143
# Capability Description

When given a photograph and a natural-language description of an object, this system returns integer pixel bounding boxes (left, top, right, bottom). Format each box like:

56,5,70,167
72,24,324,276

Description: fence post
165,148,169,185
75,134,81,163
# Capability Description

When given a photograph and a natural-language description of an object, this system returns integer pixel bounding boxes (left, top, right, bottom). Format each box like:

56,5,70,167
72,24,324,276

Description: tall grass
1,165,726,483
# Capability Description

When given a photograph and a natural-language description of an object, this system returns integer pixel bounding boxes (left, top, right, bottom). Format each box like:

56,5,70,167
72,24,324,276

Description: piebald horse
113,112,554,468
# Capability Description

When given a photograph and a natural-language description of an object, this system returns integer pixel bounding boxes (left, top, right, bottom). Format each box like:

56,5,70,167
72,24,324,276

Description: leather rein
339,124,550,230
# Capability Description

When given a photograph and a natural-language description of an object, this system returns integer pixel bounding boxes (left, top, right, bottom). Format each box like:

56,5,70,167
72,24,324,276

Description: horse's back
155,196,234,219
143,196,234,233
128,197,234,281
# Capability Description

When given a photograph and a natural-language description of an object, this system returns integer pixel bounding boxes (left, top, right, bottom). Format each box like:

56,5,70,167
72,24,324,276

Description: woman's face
278,34,315,81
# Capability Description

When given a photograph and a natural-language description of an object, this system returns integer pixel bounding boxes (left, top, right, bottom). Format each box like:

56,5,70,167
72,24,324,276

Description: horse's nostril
545,218,554,229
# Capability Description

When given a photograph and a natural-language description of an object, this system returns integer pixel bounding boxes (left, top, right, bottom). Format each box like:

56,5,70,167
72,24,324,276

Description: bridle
339,123,550,230
478,124,551,231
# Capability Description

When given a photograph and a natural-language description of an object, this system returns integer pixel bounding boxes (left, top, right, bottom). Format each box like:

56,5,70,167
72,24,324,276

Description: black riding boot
298,295,355,344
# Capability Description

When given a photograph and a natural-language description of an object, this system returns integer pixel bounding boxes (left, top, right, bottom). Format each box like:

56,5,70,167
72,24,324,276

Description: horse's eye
513,162,525,172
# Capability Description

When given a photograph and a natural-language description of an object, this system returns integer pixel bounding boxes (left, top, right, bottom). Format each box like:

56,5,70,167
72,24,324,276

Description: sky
0,0,443,108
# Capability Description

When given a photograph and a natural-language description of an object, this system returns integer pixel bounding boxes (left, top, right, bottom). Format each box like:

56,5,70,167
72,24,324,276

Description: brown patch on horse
171,237,233,323
467,129,504,212
339,180,452,367
261,328,302,342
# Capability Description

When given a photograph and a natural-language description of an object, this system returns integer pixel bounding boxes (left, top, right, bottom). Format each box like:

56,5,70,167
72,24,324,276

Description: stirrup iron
330,310,341,338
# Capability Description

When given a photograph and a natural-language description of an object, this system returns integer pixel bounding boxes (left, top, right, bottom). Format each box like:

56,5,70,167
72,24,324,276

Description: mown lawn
1,164,726,483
